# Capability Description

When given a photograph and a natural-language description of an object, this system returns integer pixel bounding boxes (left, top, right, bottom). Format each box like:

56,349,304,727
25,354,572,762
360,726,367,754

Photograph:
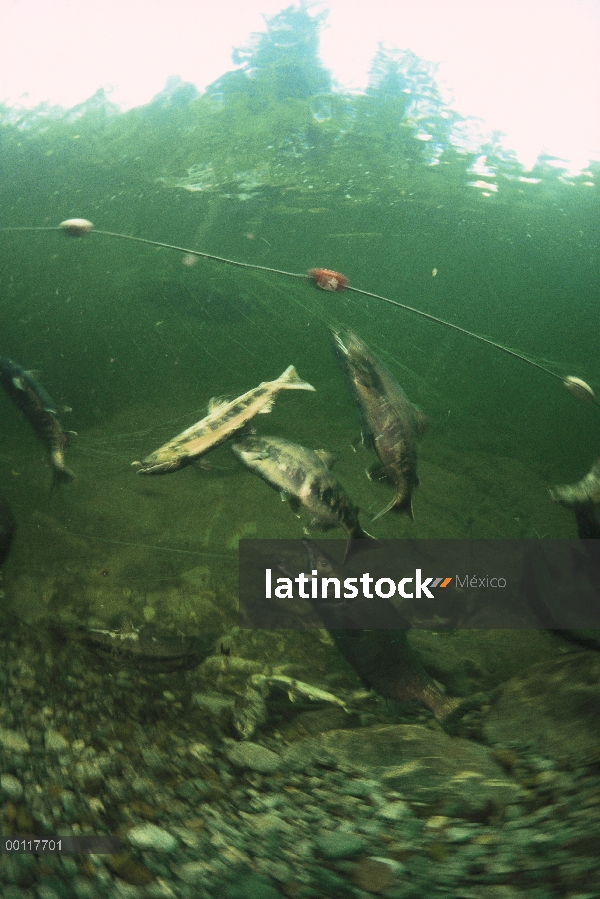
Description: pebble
44,729,69,752
350,856,405,892
225,741,282,774
0,631,599,899
315,830,368,858
0,773,23,800
244,812,293,834
0,727,30,753
128,824,179,852
378,800,411,820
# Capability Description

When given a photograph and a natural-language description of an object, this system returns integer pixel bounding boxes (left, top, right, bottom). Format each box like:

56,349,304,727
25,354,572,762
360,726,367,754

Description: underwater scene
1,4,600,897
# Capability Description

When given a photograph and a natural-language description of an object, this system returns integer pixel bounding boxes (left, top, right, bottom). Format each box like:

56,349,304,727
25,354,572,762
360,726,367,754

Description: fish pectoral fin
366,462,390,484
65,430,77,442
282,493,302,516
314,449,336,469
352,431,374,452
414,408,428,437
12,376,25,391
246,450,270,462
61,405,73,414
307,516,337,531
258,397,275,413
371,493,414,522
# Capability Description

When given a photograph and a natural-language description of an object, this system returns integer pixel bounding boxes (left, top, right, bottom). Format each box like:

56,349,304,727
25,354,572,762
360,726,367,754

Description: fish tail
371,491,413,522
51,464,75,491
549,457,600,507
278,365,315,392
343,533,381,563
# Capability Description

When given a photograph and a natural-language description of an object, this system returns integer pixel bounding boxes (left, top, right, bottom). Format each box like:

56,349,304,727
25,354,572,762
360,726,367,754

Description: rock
293,725,523,818
484,651,600,763
315,830,368,859
44,729,69,752
0,727,30,753
0,773,24,800
176,860,212,883
107,852,156,885
241,812,293,834
377,800,410,821
408,629,562,696
225,741,281,774
127,823,179,852
350,856,405,892
223,872,282,899
282,706,355,738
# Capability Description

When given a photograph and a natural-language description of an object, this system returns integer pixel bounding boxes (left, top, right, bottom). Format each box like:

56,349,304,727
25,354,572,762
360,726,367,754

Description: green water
1,10,599,639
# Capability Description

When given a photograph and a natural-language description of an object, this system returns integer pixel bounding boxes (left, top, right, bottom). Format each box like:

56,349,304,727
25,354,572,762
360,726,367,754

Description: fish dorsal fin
314,449,336,468
258,396,275,414
278,365,315,391
208,396,229,413
414,408,428,437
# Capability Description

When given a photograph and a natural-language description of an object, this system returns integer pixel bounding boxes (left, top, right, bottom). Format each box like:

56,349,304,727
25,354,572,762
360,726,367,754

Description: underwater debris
169,163,216,193
250,673,349,709
232,671,350,740
63,625,214,673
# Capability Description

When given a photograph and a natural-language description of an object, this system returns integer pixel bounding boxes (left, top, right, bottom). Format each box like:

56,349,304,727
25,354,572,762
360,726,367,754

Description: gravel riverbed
1,623,599,899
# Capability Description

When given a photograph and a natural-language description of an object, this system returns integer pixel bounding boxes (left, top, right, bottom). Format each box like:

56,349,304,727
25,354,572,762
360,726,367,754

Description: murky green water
1,16,600,897
1,10,599,642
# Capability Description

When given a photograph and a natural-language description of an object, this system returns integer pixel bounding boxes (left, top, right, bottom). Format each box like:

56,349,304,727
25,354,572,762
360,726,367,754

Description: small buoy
59,218,93,236
563,375,595,404
307,268,349,292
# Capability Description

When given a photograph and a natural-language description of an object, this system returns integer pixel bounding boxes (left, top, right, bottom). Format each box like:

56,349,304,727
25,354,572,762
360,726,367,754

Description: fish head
231,436,270,463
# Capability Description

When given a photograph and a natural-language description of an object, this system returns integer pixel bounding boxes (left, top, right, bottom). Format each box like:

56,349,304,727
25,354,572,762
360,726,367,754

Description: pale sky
1,0,599,170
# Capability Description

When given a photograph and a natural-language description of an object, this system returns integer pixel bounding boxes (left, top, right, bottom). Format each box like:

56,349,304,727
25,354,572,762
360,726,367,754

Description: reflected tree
207,3,331,107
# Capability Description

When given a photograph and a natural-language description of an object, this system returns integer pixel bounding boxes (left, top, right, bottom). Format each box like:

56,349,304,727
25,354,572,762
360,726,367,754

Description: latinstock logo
265,567,455,601
393,571,453,600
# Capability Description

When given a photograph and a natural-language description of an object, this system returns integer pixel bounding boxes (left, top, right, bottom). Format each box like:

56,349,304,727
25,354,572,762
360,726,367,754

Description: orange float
306,268,349,292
